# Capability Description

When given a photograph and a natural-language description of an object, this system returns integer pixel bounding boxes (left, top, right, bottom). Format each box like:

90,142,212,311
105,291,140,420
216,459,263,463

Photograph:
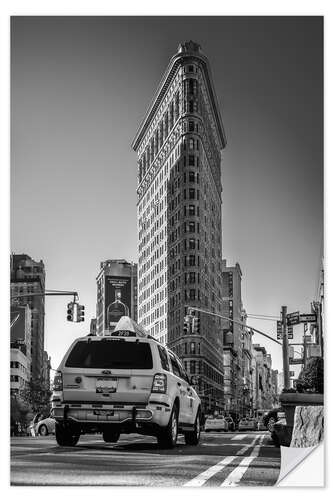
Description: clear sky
11,16,323,373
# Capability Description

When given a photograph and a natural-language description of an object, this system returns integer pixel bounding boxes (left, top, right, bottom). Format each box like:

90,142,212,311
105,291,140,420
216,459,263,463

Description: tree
10,394,32,433
20,377,52,415
296,357,324,394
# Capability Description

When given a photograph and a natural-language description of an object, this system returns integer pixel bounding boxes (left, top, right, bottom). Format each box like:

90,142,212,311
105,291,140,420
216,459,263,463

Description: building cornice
132,45,227,152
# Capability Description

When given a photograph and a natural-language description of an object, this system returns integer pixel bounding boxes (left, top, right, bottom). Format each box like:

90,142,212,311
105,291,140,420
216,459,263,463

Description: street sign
289,358,304,365
299,313,317,323
288,346,294,359
286,311,300,326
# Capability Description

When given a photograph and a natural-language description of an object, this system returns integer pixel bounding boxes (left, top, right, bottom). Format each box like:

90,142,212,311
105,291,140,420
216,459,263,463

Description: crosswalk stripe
220,435,265,486
231,434,247,441
183,455,237,487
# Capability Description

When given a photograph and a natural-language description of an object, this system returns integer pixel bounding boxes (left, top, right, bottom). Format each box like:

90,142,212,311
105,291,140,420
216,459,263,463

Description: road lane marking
231,434,247,441
183,455,237,487
220,434,265,486
183,434,263,487
236,435,261,455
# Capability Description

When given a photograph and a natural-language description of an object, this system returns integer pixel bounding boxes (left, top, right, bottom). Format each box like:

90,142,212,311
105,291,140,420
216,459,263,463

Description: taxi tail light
53,371,63,391
151,373,167,393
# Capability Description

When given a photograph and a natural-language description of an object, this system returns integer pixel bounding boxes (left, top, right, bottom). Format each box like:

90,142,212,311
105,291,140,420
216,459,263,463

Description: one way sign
299,313,317,323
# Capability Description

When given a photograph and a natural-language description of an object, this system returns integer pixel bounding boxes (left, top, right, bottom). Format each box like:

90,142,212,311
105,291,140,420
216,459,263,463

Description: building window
188,171,195,182
189,188,195,200
189,205,195,216
189,155,195,166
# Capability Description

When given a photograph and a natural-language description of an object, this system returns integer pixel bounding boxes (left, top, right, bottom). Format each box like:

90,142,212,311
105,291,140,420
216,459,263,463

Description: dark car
224,416,236,431
263,407,283,433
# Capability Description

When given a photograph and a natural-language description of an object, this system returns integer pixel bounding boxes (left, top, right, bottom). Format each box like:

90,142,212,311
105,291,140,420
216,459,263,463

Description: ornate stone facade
133,42,226,411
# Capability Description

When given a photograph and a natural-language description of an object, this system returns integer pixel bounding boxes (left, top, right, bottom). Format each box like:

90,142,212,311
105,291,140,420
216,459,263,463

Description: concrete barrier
290,405,324,447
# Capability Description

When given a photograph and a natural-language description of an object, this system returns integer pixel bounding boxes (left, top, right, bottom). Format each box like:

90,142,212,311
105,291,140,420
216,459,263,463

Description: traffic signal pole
281,306,291,390
11,290,79,301
186,306,282,346
10,290,84,323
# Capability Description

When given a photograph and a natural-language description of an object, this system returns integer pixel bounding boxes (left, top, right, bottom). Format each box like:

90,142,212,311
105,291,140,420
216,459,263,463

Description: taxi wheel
102,430,120,443
55,422,80,447
184,410,201,445
157,404,178,449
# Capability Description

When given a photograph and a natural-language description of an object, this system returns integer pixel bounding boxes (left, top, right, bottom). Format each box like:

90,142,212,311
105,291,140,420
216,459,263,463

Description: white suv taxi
51,317,201,449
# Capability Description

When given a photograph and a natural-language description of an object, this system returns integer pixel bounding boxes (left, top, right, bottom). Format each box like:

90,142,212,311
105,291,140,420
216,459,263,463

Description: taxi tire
102,430,120,443
55,422,80,447
184,410,201,445
157,404,178,449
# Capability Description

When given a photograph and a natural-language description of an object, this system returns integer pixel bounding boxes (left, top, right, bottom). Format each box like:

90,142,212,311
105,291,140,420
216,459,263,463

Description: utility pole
303,323,307,369
281,306,290,390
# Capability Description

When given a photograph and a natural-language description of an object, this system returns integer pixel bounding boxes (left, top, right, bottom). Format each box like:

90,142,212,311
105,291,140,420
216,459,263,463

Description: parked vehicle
224,416,236,431
51,316,201,449
263,407,283,433
28,414,56,436
36,417,56,436
204,415,228,432
238,417,258,431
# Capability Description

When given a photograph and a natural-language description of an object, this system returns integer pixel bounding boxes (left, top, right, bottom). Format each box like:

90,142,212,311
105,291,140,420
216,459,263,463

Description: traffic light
77,304,85,322
288,325,293,339
67,302,74,322
192,315,199,334
276,320,282,340
183,315,191,334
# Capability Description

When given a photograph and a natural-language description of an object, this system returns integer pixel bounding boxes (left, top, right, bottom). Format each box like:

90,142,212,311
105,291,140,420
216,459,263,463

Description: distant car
204,415,228,432
224,416,236,431
29,415,56,436
263,407,283,433
238,417,258,431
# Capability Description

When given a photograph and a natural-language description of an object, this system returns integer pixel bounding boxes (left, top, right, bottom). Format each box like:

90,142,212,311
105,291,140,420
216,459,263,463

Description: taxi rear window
65,340,153,369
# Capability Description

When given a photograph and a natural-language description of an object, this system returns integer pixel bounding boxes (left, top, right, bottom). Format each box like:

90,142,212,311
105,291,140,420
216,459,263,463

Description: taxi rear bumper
52,401,171,429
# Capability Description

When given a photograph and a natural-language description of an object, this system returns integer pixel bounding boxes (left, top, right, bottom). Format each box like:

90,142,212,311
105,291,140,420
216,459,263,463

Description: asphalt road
11,430,281,486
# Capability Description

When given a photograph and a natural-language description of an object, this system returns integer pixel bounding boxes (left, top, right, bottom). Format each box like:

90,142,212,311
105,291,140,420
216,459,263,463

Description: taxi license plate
96,377,118,393
93,410,115,416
